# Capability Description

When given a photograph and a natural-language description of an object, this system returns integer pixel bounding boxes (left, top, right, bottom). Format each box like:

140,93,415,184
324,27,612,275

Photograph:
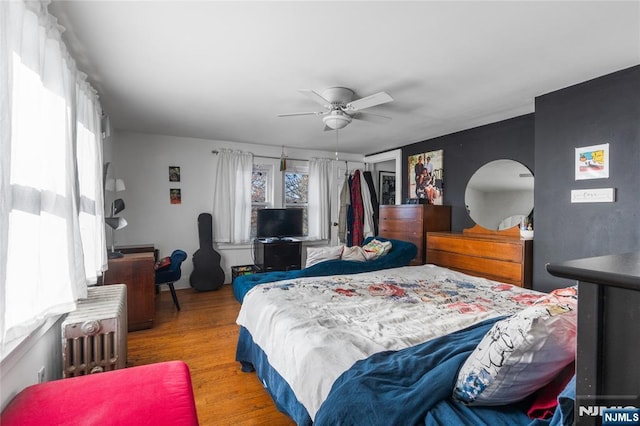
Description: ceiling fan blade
345,91,393,111
277,111,325,117
351,111,392,123
299,89,332,109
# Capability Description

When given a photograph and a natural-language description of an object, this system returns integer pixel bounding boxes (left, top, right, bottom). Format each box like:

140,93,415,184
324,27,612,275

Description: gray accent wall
534,65,640,291
403,114,535,234
401,65,639,293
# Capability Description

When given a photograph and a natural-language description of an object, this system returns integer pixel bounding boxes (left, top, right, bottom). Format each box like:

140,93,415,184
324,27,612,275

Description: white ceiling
49,1,640,155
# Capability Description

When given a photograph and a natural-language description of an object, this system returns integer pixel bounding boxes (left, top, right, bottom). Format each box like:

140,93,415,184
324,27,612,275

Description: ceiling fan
278,87,393,131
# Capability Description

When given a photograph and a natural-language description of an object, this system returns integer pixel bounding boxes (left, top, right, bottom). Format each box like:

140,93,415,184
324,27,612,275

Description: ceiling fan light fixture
323,112,352,130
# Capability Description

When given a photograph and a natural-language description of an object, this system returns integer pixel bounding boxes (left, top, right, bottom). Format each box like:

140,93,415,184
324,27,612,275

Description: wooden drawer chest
103,252,156,331
378,204,451,265
426,225,532,288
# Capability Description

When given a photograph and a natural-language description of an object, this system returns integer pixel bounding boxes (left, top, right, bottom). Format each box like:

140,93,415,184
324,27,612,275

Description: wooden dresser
378,204,451,265
103,252,156,331
426,225,532,288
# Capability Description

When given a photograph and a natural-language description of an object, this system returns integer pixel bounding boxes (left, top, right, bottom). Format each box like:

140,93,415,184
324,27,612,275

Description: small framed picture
170,188,181,204
169,166,181,182
575,143,609,180
379,171,396,205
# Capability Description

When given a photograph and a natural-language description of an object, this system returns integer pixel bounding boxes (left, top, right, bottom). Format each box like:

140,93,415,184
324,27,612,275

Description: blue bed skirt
236,321,576,426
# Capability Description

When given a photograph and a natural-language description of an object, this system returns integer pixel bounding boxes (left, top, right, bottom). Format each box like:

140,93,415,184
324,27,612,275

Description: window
250,164,272,237
249,161,309,238
284,165,309,236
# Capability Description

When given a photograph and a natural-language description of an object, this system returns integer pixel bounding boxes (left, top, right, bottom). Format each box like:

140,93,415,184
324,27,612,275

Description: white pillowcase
305,245,344,268
453,286,577,406
341,246,367,262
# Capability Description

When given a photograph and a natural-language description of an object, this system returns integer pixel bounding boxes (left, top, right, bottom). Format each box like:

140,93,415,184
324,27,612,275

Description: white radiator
62,284,128,377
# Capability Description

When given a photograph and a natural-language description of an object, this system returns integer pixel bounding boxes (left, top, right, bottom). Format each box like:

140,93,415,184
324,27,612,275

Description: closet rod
211,149,311,162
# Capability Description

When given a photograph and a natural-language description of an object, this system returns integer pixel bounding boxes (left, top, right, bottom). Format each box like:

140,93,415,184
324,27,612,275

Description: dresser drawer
379,206,422,221
427,250,524,286
427,234,523,263
379,219,422,234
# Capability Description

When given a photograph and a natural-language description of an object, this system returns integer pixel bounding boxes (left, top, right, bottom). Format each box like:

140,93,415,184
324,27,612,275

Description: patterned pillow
361,239,392,261
453,286,577,406
154,256,171,271
305,245,344,268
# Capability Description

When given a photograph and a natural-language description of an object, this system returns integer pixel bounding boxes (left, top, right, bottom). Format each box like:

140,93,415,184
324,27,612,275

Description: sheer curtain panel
308,158,332,240
75,75,107,284
1,0,104,348
212,149,253,244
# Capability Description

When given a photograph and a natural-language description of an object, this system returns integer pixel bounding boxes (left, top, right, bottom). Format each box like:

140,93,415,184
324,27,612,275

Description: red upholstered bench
1,361,199,425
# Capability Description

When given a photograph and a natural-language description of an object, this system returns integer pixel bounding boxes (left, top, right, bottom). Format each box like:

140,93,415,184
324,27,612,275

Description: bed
235,232,577,425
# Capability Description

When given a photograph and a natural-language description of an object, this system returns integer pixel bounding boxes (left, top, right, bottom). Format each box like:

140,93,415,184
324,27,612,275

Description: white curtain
308,158,332,240
1,0,104,347
212,149,253,243
75,75,107,283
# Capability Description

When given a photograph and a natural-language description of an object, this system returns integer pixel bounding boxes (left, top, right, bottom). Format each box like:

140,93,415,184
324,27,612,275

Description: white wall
111,131,364,288
0,318,63,410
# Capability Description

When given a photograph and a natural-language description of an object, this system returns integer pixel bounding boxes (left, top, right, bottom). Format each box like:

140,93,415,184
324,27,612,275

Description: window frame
251,163,274,238
283,162,309,236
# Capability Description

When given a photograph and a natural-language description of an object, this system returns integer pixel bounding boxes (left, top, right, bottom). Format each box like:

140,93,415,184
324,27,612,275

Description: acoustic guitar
189,213,225,291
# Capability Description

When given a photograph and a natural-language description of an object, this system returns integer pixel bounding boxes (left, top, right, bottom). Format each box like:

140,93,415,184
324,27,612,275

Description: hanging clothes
350,170,364,246
338,174,351,244
346,175,354,246
362,171,379,236
359,171,375,240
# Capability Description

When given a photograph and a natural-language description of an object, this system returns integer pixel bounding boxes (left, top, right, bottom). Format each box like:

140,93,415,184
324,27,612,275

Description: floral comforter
236,264,545,421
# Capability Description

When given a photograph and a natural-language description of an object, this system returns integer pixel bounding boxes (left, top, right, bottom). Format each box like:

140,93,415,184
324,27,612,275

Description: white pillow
361,239,392,261
341,246,367,262
305,245,344,268
453,286,577,406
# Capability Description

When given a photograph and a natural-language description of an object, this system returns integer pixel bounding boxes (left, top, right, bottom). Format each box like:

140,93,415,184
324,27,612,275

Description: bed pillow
305,245,344,268
341,246,367,262
453,286,578,406
361,239,392,261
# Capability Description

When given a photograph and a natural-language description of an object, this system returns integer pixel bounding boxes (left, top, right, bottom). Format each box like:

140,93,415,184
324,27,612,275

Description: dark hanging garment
347,175,354,247
338,174,350,244
362,171,379,236
350,170,364,247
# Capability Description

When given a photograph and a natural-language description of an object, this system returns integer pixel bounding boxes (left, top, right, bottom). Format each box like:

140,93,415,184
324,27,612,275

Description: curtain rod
211,149,342,164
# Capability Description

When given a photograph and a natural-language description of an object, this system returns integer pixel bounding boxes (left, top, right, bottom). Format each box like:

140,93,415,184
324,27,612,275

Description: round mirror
464,159,534,231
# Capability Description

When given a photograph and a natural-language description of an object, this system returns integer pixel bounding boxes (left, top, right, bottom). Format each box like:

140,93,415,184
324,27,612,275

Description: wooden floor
127,285,295,426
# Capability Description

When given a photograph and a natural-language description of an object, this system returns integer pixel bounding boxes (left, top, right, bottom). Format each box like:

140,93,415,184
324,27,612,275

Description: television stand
254,238,302,272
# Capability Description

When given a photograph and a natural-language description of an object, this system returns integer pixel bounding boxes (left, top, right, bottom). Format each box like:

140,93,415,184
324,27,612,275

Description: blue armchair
155,249,187,311
233,237,417,303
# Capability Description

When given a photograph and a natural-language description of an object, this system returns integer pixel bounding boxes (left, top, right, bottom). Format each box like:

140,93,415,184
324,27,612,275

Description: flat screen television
256,208,303,239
